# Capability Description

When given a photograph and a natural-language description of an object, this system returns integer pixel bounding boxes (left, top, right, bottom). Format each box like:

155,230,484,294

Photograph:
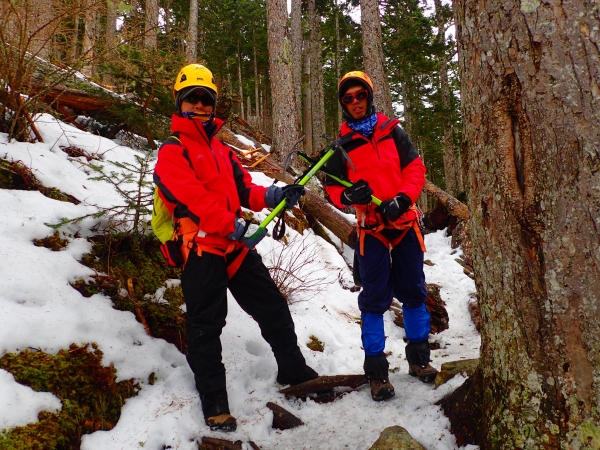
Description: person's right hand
341,180,373,205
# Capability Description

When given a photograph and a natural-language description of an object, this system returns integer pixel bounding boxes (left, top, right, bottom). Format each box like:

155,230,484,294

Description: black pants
181,248,309,394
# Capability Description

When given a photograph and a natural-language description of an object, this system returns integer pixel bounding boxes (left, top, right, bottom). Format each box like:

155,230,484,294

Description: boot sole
408,369,437,383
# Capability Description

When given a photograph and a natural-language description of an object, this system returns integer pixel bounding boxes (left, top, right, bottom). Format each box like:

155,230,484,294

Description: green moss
307,335,325,352
77,233,187,352
579,420,600,449
33,231,69,251
0,343,137,449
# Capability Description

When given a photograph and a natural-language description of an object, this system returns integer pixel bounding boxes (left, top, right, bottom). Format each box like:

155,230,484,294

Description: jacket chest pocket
193,153,220,185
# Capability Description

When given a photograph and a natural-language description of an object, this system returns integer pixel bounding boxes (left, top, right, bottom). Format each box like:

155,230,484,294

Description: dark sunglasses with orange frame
341,89,369,105
183,91,215,106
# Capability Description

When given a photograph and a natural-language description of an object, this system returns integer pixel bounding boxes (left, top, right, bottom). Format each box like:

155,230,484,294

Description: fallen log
266,402,303,430
423,180,469,220
200,437,243,450
279,374,368,398
232,114,272,145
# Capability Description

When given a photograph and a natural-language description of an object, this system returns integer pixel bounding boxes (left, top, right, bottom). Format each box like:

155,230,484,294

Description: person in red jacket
154,64,318,431
324,71,438,401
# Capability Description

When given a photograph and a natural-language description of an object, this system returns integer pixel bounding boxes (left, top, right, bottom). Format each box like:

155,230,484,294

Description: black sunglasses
183,92,214,106
341,89,368,105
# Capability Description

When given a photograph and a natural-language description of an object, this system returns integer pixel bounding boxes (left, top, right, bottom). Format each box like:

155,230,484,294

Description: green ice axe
247,138,340,240
296,152,382,206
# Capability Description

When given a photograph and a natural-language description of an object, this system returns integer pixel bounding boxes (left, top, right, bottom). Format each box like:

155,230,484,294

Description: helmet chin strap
181,111,214,121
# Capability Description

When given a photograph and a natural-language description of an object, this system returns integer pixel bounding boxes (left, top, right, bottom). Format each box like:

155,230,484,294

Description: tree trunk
290,0,303,121
359,0,393,117
302,48,313,155
308,0,326,151
106,0,118,58
434,0,457,197
253,35,260,119
238,44,244,120
266,0,301,162
335,0,342,128
144,0,159,49
455,1,600,448
82,0,97,77
187,0,198,62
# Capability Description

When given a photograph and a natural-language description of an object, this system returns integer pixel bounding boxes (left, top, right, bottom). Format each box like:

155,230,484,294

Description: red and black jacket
324,113,426,228
153,114,268,250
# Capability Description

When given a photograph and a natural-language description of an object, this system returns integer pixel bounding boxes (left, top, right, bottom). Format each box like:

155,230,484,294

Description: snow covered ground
0,115,480,450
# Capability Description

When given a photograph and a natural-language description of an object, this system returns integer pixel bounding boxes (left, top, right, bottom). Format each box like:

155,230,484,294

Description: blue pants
356,228,429,356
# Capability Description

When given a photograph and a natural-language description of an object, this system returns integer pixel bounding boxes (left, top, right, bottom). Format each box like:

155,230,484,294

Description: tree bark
302,48,313,155
360,0,393,117
335,0,342,128
105,0,118,60
253,34,260,119
82,0,97,77
455,1,600,448
265,0,301,162
145,0,159,49
308,0,326,151
434,0,457,196
187,0,198,62
290,0,303,120
237,44,244,120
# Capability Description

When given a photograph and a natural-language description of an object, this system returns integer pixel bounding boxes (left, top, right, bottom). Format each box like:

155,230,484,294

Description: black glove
377,193,412,221
265,184,306,208
226,218,267,248
341,180,373,206
280,184,305,209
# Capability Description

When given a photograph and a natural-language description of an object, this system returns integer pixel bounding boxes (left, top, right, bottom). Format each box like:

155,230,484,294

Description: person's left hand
265,184,305,209
377,193,412,222
280,184,305,208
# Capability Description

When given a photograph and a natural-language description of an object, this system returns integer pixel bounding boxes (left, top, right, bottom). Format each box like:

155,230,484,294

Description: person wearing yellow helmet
324,71,437,401
153,63,318,432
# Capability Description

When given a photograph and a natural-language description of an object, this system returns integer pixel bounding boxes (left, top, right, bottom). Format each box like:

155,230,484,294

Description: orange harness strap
176,218,249,278
358,220,426,256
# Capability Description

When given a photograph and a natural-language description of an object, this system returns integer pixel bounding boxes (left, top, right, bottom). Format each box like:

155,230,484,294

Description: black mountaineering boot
201,389,237,432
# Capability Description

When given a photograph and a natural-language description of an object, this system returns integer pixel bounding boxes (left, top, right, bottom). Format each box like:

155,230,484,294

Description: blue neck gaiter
347,113,378,137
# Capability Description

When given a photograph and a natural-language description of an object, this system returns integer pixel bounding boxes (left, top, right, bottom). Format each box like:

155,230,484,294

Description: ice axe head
281,136,306,179
322,134,355,172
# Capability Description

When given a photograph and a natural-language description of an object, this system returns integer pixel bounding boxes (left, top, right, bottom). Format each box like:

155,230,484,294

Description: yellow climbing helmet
173,64,218,99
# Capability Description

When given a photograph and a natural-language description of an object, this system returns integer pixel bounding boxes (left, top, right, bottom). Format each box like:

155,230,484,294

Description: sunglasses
341,89,368,105
183,92,214,106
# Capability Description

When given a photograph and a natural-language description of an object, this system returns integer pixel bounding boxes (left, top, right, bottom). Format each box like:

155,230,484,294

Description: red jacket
153,114,268,249
324,113,426,226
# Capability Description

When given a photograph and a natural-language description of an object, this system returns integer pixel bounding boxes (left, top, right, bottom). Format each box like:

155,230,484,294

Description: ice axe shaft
248,144,338,239
297,152,382,206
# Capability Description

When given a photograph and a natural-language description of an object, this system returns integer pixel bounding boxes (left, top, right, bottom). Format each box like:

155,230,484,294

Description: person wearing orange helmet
153,64,318,431
324,71,437,401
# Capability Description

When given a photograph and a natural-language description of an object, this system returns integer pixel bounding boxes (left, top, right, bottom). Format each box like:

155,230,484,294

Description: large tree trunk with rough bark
455,1,600,448
360,0,393,117
266,0,301,162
